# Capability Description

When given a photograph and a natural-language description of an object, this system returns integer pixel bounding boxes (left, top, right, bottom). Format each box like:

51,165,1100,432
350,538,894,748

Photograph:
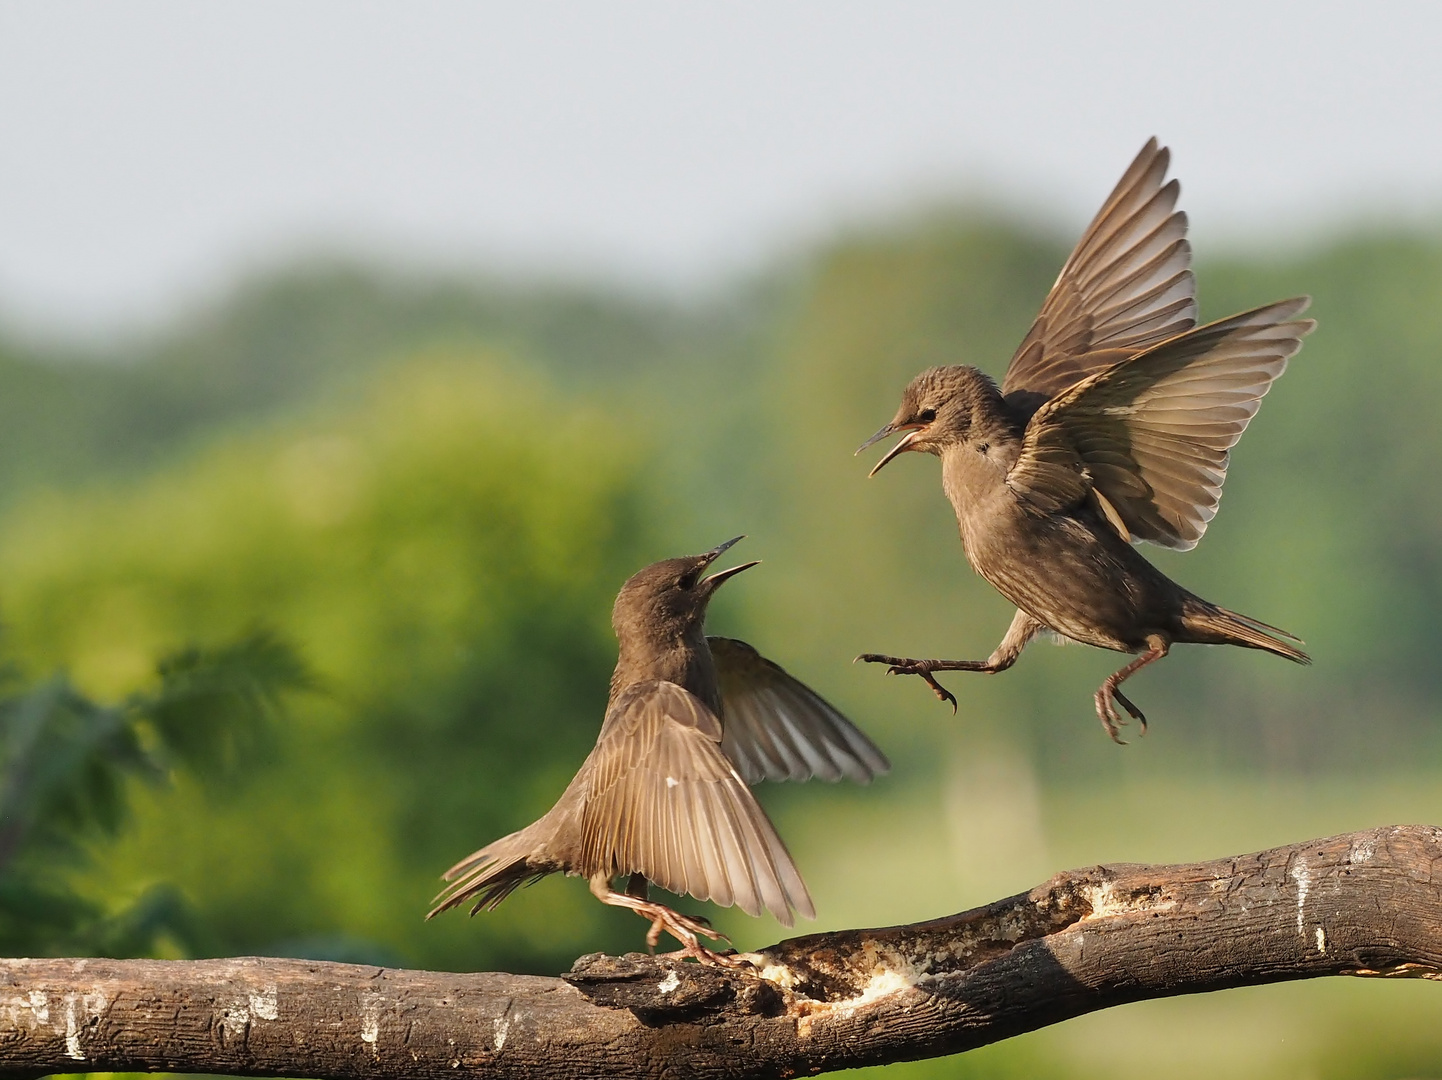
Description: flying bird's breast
941,448,1178,651
940,441,1020,543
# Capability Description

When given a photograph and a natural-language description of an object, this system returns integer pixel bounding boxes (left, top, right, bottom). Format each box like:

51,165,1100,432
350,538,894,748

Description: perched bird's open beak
857,423,926,477
699,535,760,590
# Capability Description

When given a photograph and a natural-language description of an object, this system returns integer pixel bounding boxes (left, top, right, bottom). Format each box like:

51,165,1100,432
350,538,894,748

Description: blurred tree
1,210,1441,1076
0,352,662,974
0,631,307,957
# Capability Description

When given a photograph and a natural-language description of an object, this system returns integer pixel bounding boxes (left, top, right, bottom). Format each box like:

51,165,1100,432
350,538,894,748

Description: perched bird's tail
426,819,557,919
1180,597,1310,664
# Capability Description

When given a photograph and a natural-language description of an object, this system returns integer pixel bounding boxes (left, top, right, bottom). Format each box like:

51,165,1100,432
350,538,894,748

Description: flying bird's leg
857,609,1044,714
589,873,745,968
1094,635,1169,744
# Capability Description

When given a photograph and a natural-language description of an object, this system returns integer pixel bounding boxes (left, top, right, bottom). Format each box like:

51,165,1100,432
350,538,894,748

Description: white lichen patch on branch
0,987,106,1060
1350,835,1377,864
1079,879,1177,920
842,966,915,1010
492,1015,511,1052
1291,857,1311,936
64,996,80,1059
746,939,925,1029
61,991,108,1060
218,983,277,1040
359,991,382,1048
1316,926,1327,953
741,954,803,992
0,989,50,1029
249,985,279,1021
656,971,681,994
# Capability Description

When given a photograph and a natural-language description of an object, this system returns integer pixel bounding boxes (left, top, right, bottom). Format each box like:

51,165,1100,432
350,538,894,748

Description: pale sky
1,1,1438,333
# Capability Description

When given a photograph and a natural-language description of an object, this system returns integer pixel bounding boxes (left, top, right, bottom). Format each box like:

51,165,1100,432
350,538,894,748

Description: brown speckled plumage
429,537,888,964
858,139,1313,740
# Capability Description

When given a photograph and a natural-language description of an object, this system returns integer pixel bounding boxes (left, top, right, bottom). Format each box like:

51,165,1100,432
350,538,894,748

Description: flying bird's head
857,365,1002,475
612,536,759,644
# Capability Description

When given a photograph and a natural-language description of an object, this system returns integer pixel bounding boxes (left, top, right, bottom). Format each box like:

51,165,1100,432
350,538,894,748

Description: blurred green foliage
0,631,306,956
1,210,1441,1076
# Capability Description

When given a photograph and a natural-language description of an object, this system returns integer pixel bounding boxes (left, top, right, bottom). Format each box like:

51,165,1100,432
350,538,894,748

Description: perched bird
429,537,888,965
856,138,1314,741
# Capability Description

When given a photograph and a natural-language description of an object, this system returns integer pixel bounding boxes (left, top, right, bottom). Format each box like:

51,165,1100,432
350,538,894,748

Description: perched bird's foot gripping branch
429,538,889,962
590,873,745,968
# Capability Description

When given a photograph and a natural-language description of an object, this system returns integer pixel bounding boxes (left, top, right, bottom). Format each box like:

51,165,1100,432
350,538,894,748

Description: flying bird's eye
917,407,937,423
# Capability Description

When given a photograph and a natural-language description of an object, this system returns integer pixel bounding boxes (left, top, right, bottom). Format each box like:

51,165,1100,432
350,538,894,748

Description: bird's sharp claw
1095,688,1128,744
863,655,959,712
924,677,958,713
1112,689,1148,734
659,945,753,970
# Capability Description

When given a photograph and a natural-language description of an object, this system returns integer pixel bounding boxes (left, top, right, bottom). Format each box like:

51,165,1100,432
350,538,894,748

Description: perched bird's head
612,536,759,644
857,365,1002,475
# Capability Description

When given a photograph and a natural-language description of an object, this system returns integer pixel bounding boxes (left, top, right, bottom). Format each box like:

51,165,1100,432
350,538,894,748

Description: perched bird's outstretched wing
579,680,815,926
1006,298,1315,550
707,636,890,785
1002,138,1197,415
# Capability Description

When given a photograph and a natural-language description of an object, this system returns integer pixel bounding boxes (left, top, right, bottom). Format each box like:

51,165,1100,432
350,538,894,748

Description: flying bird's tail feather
426,819,557,919
1181,597,1310,665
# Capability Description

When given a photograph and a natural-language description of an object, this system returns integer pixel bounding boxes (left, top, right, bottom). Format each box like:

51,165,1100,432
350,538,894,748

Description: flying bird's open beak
699,536,759,590
860,425,925,477
855,422,899,455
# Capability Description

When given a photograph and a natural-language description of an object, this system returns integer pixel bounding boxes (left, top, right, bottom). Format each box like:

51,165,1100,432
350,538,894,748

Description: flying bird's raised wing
1006,298,1315,549
708,637,890,785
578,679,814,926
1002,138,1197,415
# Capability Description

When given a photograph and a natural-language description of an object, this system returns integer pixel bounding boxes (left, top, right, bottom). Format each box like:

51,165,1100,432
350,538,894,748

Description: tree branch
2,825,1439,1079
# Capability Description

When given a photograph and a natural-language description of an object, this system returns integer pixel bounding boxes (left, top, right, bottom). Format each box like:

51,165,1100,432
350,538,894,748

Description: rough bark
1,824,1439,1079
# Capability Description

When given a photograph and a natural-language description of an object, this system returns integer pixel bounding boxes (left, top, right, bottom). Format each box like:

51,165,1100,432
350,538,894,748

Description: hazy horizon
4,1,1441,335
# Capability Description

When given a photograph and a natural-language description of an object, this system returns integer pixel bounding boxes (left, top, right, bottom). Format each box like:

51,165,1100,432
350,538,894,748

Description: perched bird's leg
858,609,1043,713
589,873,745,968
1095,635,1169,744
622,872,714,947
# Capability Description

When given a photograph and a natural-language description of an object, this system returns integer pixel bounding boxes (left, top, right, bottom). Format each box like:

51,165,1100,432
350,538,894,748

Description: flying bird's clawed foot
1095,637,1168,744
856,653,959,712
1113,687,1147,734
1093,684,1130,744
857,652,1006,713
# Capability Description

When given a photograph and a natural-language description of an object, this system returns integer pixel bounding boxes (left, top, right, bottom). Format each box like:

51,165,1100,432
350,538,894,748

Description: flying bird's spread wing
1002,138,1197,415
707,636,890,785
578,679,814,925
1006,298,1315,549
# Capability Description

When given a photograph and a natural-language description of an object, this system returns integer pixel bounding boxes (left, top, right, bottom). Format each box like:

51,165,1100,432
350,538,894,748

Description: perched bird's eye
917,407,937,423
676,572,697,590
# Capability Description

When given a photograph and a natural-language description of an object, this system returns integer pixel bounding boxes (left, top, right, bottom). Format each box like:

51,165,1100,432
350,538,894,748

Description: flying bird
856,138,1314,741
429,537,889,964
